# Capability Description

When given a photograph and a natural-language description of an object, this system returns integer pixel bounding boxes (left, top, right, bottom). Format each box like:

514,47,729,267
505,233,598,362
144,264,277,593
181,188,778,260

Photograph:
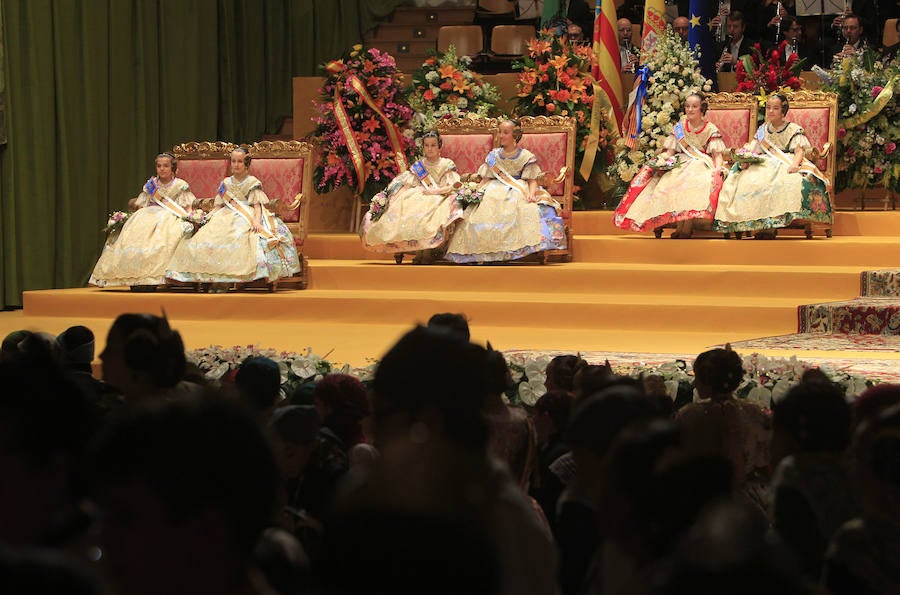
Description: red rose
423,89,435,101
545,102,557,112
886,142,896,155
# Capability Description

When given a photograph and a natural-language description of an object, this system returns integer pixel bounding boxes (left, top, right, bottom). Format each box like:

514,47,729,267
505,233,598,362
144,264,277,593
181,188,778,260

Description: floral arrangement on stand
103,211,130,235
503,351,877,408
735,40,804,118
607,28,713,199
407,45,503,134
512,31,603,181
822,49,900,193
310,45,416,201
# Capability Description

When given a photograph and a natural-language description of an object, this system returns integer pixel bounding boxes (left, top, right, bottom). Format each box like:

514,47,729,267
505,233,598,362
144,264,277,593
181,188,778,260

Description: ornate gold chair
433,114,576,263
171,140,312,290
780,90,837,238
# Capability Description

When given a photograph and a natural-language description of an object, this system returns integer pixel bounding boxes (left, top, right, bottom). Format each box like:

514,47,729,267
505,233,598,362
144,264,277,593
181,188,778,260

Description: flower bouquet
181,210,208,235
647,155,683,172
729,148,765,166
453,181,484,207
311,44,416,201
103,211,130,234
367,191,389,222
407,44,503,134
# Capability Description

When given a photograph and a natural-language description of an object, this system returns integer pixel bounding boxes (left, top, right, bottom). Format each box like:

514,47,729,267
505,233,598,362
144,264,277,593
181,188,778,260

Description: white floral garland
188,345,877,408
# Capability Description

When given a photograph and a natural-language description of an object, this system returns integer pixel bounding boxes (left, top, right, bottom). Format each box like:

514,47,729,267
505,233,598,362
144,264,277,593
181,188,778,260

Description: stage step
21,287,806,335
799,298,900,335
861,270,900,297
304,232,900,268
305,260,863,300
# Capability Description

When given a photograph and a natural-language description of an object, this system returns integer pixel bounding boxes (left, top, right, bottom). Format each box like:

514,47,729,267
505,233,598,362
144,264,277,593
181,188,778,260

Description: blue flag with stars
688,0,718,90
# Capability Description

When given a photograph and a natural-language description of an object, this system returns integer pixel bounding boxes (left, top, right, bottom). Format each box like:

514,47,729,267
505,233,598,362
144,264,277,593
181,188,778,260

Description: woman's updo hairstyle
113,313,186,390
156,152,178,174
772,93,790,115
502,119,524,142
693,348,744,397
421,130,443,148
687,91,709,115
233,146,252,167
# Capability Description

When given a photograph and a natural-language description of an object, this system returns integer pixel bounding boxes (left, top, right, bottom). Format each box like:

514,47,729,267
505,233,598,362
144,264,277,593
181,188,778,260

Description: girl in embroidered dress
90,153,197,289
714,94,833,239
166,148,299,290
614,92,727,239
360,131,464,264
444,120,566,263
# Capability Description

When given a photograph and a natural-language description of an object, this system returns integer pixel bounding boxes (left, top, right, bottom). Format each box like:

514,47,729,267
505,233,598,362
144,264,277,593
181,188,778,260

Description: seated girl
614,92,726,238
90,153,197,289
444,120,566,263
360,131,464,264
166,148,300,290
714,93,832,239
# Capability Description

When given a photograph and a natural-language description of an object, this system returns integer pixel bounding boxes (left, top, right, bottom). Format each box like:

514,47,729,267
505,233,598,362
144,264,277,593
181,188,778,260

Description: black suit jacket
565,0,595,38
717,36,757,70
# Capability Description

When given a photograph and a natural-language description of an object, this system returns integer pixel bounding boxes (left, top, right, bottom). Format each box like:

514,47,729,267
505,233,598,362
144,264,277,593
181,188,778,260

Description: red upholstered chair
781,90,837,238
172,142,234,203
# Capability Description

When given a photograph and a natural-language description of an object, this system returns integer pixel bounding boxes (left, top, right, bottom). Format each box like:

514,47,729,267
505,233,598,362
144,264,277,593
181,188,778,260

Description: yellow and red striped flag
579,0,623,180
641,0,668,52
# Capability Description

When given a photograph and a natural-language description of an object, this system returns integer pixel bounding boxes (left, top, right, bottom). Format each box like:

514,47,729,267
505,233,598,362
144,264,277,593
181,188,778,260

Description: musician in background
829,13,867,64
618,18,639,72
716,11,757,71
779,16,816,64
673,15,690,42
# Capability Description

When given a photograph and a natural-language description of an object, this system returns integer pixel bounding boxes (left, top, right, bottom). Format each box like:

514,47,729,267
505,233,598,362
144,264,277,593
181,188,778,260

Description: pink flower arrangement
311,45,415,197
886,142,896,155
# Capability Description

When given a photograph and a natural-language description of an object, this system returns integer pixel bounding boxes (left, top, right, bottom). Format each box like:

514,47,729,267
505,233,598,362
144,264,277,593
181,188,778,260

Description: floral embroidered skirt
444,183,566,263
90,205,190,287
714,157,832,233
167,208,299,283
614,159,721,232
360,187,464,253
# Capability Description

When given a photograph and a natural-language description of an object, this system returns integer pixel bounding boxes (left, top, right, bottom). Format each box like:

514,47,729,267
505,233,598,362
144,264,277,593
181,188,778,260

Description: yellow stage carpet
3,211,900,370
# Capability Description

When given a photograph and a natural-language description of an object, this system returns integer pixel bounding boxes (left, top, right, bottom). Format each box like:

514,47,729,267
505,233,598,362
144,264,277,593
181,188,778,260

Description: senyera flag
580,0,623,179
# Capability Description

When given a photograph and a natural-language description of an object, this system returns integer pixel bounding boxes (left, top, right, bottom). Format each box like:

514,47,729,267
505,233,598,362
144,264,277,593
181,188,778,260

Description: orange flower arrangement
513,30,606,172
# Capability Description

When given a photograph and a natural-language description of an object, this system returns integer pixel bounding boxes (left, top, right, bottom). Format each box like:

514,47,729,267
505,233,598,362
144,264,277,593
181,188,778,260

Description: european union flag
688,0,718,90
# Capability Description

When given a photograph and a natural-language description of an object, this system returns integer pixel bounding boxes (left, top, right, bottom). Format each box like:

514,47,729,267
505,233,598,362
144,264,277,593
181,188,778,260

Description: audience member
88,393,279,595
56,325,122,416
0,355,100,548
314,373,371,450
676,348,771,514
823,403,900,594
545,354,588,395
770,381,859,579
426,311,471,341
99,312,193,402
326,326,558,595
235,356,282,421
529,390,573,531
673,15,690,42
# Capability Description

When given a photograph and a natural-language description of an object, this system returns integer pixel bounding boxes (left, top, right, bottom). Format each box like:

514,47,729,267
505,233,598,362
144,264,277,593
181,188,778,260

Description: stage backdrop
0,0,402,308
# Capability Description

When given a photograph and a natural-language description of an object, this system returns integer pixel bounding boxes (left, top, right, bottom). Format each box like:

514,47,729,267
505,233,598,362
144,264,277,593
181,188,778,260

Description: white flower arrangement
187,345,879,410
607,27,714,198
